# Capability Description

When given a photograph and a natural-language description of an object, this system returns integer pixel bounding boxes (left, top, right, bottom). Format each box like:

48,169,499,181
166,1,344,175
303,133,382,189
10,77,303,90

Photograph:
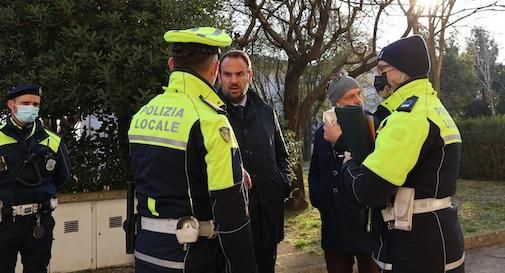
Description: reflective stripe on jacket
128,70,258,273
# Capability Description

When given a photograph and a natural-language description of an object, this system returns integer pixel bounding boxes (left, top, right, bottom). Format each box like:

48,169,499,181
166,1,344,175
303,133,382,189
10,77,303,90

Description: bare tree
233,0,396,208
471,27,499,115
399,0,505,93
250,54,286,111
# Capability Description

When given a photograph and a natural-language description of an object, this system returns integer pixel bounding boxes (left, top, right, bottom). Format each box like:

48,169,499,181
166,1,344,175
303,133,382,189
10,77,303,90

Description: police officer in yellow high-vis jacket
339,35,464,273
128,27,258,273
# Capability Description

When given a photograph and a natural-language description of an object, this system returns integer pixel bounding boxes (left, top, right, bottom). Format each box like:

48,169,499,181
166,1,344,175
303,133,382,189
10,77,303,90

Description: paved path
466,243,505,273
275,242,505,273
83,242,505,273
276,242,325,273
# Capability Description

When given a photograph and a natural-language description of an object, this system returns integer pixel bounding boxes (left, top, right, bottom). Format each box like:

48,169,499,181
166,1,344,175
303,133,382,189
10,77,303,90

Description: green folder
334,105,375,164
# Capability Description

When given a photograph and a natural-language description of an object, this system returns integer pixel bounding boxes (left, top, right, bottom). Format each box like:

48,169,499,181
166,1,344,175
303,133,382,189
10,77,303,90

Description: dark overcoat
218,89,291,248
308,126,372,253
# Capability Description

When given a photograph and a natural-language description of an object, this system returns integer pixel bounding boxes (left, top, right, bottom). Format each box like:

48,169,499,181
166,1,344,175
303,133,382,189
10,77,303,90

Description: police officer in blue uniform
128,27,258,273
0,84,72,273
340,36,464,273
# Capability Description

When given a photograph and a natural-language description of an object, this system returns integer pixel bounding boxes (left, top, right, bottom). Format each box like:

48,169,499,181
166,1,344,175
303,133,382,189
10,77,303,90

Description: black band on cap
7,84,42,100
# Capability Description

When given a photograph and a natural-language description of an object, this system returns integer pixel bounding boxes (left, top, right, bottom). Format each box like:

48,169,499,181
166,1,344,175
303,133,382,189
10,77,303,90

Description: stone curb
464,229,505,250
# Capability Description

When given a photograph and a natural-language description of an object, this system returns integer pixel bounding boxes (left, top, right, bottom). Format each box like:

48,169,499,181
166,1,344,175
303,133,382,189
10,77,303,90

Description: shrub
0,0,226,192
457,115,505,181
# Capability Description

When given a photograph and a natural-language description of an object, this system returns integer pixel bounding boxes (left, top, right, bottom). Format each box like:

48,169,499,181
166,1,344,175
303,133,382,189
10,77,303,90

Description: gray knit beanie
327,70,360,105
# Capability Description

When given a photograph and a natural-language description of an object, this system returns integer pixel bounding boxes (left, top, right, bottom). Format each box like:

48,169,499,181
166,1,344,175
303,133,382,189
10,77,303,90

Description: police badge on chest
45,157,56,172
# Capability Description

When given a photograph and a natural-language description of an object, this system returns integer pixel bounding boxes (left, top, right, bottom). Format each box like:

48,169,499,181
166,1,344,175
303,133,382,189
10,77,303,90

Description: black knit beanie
378,35,431,77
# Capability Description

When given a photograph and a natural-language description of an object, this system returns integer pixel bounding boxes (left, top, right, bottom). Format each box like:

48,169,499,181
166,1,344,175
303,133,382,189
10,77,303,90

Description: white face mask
14,105,40,124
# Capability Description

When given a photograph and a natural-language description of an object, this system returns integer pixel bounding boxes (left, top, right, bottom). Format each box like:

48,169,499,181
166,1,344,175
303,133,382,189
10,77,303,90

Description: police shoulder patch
397,96,418,112
219,127,231,142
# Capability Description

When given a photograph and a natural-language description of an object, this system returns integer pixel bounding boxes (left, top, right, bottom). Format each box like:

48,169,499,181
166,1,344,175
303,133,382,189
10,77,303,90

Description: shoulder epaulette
199,95,226,115
43,128,61,140
397,96,418,112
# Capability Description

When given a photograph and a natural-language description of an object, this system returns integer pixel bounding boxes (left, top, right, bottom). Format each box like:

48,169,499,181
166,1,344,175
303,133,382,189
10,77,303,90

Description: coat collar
163,70,225,109
379,78,435,113
1,116,46,141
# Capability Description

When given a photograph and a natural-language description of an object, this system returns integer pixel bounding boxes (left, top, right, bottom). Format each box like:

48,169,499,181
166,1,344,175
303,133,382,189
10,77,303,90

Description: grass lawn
284,179,505,254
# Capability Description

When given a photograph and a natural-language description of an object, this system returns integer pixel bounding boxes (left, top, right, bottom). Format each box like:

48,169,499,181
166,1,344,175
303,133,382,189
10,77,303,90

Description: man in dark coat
308,71,379,273
218,50,291,273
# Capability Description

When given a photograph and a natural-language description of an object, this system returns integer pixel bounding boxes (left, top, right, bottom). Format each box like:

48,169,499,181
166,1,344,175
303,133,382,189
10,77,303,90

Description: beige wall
15,192,134,273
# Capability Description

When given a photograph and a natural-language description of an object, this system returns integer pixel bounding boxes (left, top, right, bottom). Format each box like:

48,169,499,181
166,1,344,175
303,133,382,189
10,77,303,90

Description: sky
229,0,505,62
377,0,505,62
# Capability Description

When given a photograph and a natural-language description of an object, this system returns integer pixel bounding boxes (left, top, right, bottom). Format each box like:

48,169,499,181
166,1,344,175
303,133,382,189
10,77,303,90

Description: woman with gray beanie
308,70,379,273
339,35,464,273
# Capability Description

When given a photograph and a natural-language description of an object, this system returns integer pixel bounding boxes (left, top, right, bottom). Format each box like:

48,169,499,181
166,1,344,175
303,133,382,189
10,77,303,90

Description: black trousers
323,250,380,273
254,243,277,273
0,213,55,273
135,229,226,273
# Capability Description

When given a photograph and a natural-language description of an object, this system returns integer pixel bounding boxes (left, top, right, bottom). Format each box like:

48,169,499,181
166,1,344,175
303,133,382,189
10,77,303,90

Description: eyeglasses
377,64,393,74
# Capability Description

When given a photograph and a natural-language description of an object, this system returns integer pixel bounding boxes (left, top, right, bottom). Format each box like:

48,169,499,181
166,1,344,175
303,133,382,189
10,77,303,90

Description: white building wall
15,194,134,273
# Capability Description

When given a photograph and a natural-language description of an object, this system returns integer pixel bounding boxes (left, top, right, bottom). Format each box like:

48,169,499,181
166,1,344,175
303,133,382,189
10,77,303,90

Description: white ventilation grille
109,216,122,228
64,220,79,233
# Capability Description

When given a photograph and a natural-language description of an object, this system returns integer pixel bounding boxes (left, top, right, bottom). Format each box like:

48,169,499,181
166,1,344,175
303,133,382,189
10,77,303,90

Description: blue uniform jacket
0,117,71,205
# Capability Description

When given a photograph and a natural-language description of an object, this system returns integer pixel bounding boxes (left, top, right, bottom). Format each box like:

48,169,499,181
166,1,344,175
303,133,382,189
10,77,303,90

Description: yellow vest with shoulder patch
364,79,461,189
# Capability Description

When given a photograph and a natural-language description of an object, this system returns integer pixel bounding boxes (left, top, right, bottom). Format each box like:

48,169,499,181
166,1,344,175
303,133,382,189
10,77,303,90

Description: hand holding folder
334,105,376,164
323,107,337,124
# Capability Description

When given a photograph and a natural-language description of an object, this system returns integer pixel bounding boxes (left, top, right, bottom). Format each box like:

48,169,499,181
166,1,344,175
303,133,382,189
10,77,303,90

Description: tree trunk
284,61,308,210
483,87,497,115
433,54,443,93
302,116,313,162
284,62,302,133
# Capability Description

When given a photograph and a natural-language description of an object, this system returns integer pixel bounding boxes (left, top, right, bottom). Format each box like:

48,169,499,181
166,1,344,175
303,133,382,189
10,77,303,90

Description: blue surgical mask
14,105,40,124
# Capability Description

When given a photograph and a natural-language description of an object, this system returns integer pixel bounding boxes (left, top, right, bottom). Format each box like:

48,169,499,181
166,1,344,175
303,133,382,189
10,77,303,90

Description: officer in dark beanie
378,35,430,77
372,35,431,106
0,84,72,273
340,35,465,273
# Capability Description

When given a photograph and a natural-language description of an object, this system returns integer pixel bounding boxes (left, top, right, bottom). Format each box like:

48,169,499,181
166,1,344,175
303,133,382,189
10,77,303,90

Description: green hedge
0,0,226,192
457,115,505,181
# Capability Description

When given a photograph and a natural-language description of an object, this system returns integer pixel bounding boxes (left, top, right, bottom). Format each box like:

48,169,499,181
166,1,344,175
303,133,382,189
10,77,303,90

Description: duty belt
381,195,453,231
0,198,58,222
0,201,40,223
0,202,41,218
412,196,452,214
140,216,216,237
11,203,41,216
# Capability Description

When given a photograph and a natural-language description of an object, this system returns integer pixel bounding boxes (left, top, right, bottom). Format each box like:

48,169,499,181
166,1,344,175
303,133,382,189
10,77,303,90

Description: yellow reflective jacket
363,78,462,197
128,70,245,219
128,70,258,272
